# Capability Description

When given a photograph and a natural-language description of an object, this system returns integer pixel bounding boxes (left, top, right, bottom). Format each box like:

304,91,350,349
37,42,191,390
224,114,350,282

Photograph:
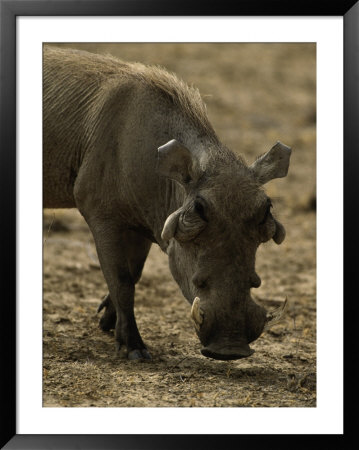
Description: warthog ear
250,141,292,185
157,139,199,185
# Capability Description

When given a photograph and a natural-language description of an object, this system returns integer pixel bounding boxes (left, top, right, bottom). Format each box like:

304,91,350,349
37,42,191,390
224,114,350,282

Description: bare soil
43,43,316,407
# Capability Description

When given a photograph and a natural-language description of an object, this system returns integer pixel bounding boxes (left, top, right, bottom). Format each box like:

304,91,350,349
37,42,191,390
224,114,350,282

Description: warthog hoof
128,349,152,360
117,344,152,360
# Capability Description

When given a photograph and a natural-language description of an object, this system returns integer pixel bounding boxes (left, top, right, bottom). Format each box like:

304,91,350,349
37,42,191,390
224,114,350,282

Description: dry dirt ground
43,43,316,407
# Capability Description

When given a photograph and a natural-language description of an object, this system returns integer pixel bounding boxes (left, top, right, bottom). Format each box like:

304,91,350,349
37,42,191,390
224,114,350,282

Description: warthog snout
191,296,287,360
200,340,254,360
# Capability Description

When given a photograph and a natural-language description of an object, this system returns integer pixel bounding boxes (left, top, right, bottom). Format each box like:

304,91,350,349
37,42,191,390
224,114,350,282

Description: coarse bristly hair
44,46,219,142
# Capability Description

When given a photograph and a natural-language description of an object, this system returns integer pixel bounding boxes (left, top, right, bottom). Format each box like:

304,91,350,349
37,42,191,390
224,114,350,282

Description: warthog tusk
264,297,288,330
191,297,204,330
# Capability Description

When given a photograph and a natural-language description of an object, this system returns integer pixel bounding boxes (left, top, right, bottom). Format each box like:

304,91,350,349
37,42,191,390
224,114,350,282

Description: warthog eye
194,197,208,222
175,197,208,242
259,201,272,225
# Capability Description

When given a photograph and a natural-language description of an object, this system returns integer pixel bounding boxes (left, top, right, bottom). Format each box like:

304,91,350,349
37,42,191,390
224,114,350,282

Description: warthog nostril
251,273,261,288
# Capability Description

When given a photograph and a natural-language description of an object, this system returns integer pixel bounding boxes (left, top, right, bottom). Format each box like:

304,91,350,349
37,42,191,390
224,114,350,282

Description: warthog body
44,46,291,360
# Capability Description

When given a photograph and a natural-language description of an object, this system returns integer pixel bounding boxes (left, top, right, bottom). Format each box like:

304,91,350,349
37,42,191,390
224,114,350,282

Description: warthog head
158,139,291,360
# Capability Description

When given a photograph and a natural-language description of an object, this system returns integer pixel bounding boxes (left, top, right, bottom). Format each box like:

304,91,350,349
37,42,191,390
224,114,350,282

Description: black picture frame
1,0,357,448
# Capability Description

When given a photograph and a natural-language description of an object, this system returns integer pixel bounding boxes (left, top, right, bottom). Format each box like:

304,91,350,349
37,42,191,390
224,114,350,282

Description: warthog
44,46,291,361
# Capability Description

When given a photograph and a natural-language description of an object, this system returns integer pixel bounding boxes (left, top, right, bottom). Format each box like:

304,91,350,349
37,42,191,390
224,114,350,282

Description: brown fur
44,46,217,141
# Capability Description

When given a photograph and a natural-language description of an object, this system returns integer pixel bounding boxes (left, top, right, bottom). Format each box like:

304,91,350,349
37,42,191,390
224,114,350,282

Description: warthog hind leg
98,294,116,332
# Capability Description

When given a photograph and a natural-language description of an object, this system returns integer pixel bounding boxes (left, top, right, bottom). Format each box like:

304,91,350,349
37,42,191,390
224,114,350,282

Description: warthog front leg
87,220,152,360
